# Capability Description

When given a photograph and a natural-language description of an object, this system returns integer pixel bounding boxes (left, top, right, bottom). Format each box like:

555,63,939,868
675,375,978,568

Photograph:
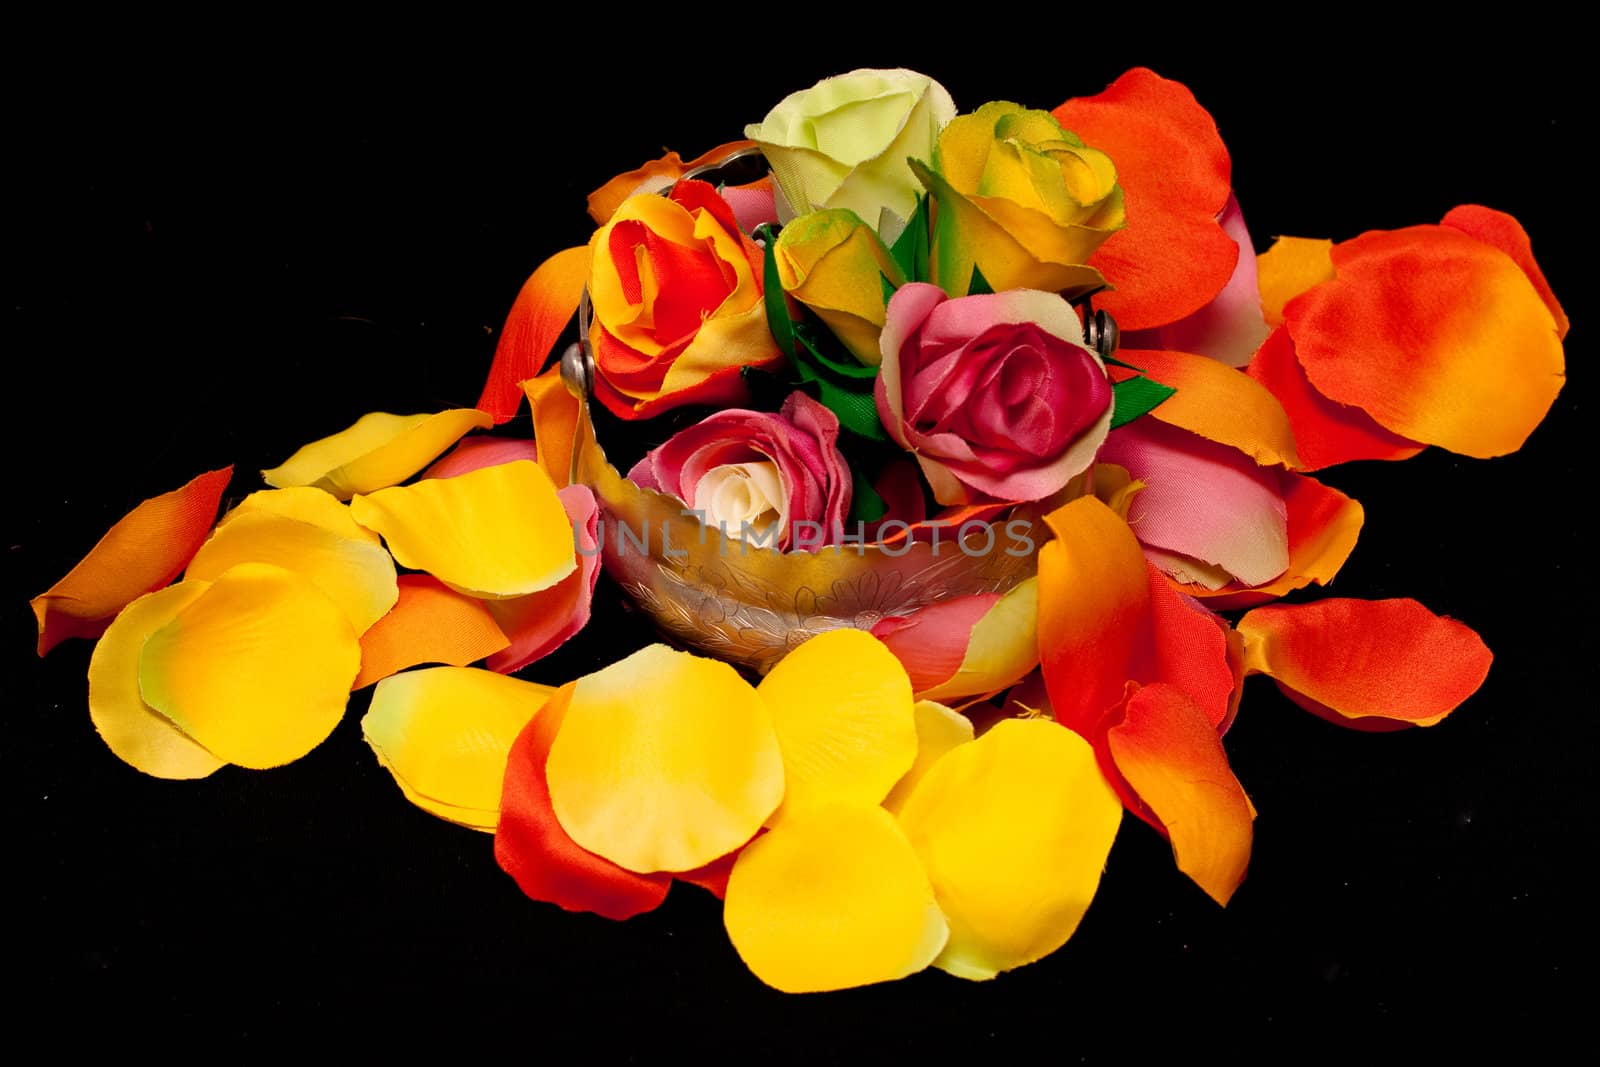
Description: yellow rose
773,209,905,366
746,68,955,237
914,101,1125,297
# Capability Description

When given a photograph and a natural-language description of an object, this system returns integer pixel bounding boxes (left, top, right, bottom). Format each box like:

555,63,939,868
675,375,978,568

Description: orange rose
588,179,783,419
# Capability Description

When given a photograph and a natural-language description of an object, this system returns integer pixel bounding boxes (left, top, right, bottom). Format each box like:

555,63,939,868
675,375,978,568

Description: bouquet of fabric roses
30,67,1566,993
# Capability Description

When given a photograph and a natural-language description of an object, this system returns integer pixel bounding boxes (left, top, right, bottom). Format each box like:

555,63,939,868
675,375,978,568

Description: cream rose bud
693,461,789,546
746,69,956,237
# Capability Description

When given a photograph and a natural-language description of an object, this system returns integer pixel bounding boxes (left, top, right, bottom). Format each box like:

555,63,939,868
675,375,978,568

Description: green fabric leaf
795,358,888,441
1110,376,1177,430
889,191,931,283
880,271,897,307
794,322,878,380
968,264,994,296
757,224,796,357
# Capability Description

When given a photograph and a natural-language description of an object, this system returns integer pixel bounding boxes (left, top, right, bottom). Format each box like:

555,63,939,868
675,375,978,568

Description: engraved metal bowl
563,380,1039,674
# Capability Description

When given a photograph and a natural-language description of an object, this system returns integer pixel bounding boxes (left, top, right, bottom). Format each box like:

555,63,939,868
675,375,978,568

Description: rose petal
1245,326,1423,471
1115,348,1299,469
483,485,600,673
521,367,581,488
1126,195,1270,367
1053,68,1237,330
32,466,232,655
138,562,360,769
1099,419,1288,588
587,141,756,225
476,247,589,425
1285,224,1564,458
882,700,974,814
917,578,1040,703
756,628,917,825
185,506,399,637
1103,682,1254,905
724,804,948,993
222,486,380,546
897,718,1122,979
421,437,540,481
546,645,783,873
872,594,999,693
495,683,672,919
350,460,575,600
1441,204,1568,339
1237,598,1493,728
87,582,224,779
1254,235,1335,327
352,575,509,690
263,409,493,499
363,667,554,828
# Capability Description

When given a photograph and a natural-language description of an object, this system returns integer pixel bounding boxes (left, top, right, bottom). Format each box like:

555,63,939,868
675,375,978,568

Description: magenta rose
875,282,1114,504
628,391,852,551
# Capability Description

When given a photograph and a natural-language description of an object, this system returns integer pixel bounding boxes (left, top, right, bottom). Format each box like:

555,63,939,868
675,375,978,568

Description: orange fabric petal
493,683,672,920
1103,682,1254,905
32,466,233,655
1238,598,1493,728
1441,204,1568,340
1246,326,1424,471
1178,472,1364,610
1053,68,1236,330
1255,236,1334,328
1116,349,1298,468
521,367,580,488
476,246,589,425
586,140,756,225
1037,497,1150,736
1284,225,1564,458
352,575,510,689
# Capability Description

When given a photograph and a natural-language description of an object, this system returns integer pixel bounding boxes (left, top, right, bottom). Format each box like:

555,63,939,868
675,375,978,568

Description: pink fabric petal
1124,195,1270,367
871,593,1001,693
484,485,601,673
1099,419,1288,587
422,437,541,480
721,184,779,235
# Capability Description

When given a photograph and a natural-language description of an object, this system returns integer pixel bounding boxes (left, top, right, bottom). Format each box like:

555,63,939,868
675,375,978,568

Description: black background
6,30,1589,1054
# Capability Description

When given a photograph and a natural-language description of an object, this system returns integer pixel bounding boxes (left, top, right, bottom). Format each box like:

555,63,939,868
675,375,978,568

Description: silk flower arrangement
29,67,1566,992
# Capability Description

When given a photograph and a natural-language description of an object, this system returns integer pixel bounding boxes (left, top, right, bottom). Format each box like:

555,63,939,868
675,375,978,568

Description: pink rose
628,391,852,551
876,283,1113,504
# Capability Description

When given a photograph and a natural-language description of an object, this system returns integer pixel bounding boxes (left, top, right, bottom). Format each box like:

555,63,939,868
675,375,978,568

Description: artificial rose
774,209,905,366
876,283,1112,505
745,68,955,237
588,179,782,420
912,101,1123,298
628,391,851,551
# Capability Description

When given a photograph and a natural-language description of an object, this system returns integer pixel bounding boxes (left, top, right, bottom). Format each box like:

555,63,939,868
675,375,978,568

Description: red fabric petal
32,466,233,655
1053,68,1237,330
1246,326,1423,471
476,247,589,425
494,683,671,920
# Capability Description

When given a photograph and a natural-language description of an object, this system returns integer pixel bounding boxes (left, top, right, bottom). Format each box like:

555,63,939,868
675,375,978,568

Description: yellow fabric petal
882,700,974,815
775,209,904,365
1256,236,1334,328
545,644,783,873
897,718,1123,980
724,804,949,993
378,764,499,832
918,577,1040,703
87,582,224,780
756,629,917,825
185,511,398,636
139,562,360,769
262,409,493,500
222,486,381,545
363,667,555,827
349,460,575,599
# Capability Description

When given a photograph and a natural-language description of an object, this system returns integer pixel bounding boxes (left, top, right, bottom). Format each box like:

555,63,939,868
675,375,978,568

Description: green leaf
880,271,898,306
794,358,888,441
846,459,888,524
889,191,931,283
794,322,878,380
1110,376,1177,430
756,223,796,357
967,264,994,296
